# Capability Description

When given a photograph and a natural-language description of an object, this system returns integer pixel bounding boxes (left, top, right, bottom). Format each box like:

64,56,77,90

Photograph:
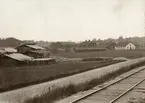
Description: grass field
52,50,145,58
0,60,120,92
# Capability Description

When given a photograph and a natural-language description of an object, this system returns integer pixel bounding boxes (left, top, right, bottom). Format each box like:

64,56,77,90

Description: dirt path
0,57,145,103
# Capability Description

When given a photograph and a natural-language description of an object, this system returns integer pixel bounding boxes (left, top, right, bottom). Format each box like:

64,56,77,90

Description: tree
50,42,63,49
118,36,124,42
0,37,22,47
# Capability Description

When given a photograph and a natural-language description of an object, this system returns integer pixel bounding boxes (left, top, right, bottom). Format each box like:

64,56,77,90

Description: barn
0,46,55,66
16,43,49,58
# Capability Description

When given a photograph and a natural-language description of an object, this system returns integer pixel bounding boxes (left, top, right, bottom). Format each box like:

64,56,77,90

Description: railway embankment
0,57,145,103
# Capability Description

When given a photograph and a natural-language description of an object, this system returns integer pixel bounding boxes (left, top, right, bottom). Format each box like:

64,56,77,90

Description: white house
115,42,136,50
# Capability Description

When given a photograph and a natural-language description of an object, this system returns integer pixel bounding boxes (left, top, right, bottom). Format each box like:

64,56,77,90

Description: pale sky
0,0,144,41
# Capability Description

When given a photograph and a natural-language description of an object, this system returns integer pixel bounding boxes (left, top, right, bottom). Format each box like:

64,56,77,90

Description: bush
0,60,120,93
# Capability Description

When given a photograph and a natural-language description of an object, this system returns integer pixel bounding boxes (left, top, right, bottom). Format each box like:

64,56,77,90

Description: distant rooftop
23,42,36,45
29,50,49,54
0,47,17,53
4,47,17,53
33,58,54,61
26,45,45,50
17,43,45,50
116,42,133,47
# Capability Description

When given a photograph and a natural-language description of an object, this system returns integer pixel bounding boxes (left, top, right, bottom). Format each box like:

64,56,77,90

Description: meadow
53,50,145,58
0,60,120,92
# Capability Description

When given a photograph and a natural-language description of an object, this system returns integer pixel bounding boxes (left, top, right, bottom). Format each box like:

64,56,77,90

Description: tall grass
25,60,145,103
53,50,145,59
0,60,120,93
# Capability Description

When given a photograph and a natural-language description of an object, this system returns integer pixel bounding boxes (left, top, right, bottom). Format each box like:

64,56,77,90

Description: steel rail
71,67,145,103
109,77,145,103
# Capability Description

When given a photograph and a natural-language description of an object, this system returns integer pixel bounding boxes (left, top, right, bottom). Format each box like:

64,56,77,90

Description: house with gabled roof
115,42,136,50
0,43,55,66
16,43,49,58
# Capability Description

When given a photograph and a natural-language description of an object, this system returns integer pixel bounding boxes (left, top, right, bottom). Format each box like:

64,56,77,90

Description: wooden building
0,53,33,66
0,45,55,66
16,43,49,58
0,53,55,66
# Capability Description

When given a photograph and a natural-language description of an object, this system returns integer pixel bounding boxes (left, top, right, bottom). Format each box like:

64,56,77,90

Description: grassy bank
25,60,145,103
0,60,120,92
52,50,145,59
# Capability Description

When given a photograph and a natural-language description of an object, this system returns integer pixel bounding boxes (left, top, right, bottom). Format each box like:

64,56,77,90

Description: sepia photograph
0,0,145,103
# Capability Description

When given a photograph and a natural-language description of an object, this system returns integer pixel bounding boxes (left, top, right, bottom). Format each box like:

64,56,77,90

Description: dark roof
26,45,45,50
75,47,106,50
23,42,36,45
16,44,45,50
116,42,132,46
29,50,49,54
96,42,116,48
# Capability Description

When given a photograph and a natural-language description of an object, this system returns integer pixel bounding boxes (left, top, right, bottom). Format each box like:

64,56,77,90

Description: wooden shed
0,53,33,66
16,43,49,58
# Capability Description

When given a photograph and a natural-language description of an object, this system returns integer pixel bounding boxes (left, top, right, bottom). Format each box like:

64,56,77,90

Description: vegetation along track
71,67,145,103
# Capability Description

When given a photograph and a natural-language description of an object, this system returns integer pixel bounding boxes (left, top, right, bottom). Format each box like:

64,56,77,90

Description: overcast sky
0,0,144,41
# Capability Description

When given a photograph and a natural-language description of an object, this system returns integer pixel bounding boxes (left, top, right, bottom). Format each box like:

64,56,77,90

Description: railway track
71,67,145,103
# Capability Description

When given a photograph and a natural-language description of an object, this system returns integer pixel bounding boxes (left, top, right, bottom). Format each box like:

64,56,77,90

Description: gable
125,43,136,48
26,45,45,50
16,44,45,50
115,42,136,47
116,42,129,47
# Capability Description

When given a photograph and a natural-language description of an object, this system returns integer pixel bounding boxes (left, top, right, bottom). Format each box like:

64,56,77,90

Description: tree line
0,36,145,50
